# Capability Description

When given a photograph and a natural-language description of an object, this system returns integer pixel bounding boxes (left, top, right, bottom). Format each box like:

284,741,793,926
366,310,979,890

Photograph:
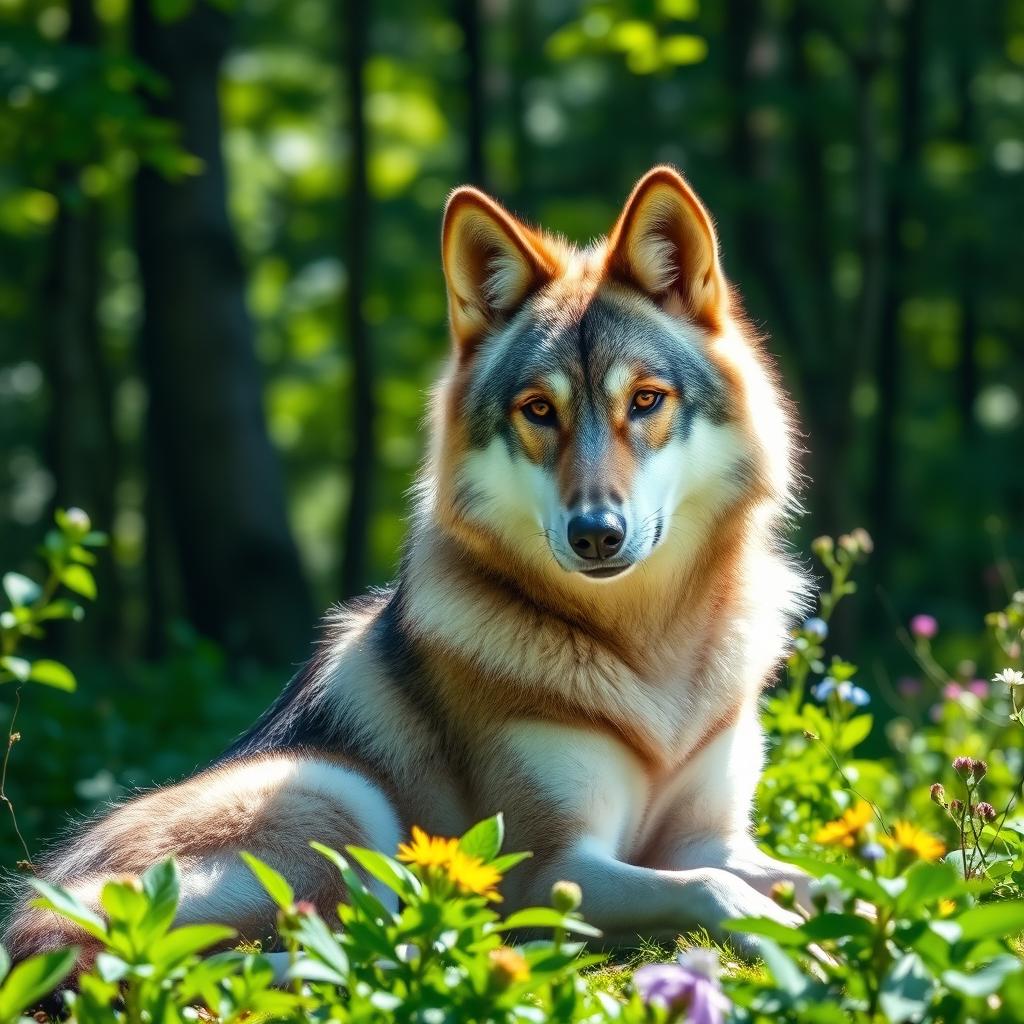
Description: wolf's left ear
606,166,725,333
442,187,554,349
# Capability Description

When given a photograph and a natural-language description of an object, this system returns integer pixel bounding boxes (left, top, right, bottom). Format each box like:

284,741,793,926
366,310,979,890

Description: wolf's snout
567,510,626,560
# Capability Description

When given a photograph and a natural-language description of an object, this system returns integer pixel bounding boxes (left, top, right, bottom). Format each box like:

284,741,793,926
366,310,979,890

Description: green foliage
0,507,106,691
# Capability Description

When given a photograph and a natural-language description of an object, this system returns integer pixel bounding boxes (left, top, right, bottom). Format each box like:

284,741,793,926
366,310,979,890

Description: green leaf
837,714,873,750
499,907,602,937
29,879,108,941
28,659,76,692
458,814,504,862
943,955,1021,996
0,656,30,682
36,600,84,623
150,924,236,964
141,858,181,938
290,914,349,981
344,846,421,900
0,947,78,1019
2,573,41,608
100,879,148,928
60,565,96,600
801,912,875,942
879,952,936,1024
954,900,1024,942
240,852,294,909
722,916,808,946
757,937,810,996
489,851,532,874
896,861,963,914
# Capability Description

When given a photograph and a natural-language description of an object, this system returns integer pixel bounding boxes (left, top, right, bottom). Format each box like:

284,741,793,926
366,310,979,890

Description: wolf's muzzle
567,509,626,561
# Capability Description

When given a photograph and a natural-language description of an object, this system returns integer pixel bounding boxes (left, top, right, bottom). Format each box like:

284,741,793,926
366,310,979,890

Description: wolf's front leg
488,721,800,955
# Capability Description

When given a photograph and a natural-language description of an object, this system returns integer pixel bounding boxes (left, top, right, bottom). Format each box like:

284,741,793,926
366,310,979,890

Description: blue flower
803,616,829,641
812,678,870,706
860,842,886,863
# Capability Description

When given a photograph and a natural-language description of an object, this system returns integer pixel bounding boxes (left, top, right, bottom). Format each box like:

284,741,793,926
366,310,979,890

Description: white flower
677,946,721,981
993,668,1024,688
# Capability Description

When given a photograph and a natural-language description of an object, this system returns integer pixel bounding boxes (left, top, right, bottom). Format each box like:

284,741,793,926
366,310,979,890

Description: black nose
567,510,626,560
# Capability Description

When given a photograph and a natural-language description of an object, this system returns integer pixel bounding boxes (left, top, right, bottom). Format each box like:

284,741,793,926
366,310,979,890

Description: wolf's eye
630,390,663,416
523,398,557,426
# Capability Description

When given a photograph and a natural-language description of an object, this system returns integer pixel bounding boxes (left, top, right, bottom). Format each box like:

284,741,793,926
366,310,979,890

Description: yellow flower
488,946,530,986
938,898,957,917
447,849,503,901
814,800,874,848
397,826,459,868
882,821,946,862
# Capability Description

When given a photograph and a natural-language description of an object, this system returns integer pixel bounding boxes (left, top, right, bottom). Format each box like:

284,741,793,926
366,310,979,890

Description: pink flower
943,682,963,701
635,950,731,1024
910,614,938,639
967,679,989,699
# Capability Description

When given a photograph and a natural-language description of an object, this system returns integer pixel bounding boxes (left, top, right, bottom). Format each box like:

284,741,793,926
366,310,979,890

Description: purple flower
910,614,938,639
802,617,829,641
635,949,731,1024
953,756,974,774
898,677,923,698
860,842,886,863
975,802,997,822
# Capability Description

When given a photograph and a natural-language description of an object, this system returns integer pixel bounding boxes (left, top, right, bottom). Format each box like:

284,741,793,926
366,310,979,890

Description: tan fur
5,166,811,974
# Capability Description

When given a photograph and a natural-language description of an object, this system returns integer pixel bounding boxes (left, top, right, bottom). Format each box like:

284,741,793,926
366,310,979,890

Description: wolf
5,166,811,967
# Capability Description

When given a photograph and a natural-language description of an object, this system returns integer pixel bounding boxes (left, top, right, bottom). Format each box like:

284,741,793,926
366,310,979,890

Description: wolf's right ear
442,188,554,349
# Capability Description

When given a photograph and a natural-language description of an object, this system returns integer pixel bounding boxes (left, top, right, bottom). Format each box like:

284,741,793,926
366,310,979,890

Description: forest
1,0,1024,1021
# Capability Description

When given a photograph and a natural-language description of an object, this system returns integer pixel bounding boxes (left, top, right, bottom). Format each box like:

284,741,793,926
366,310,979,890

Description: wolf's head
426,166,795,591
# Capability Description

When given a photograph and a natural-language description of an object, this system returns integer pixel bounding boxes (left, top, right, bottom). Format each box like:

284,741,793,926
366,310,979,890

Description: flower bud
860,842,886,863
551,879,582,914
949,799,964,814
953,756,974,775
929,783,946,806
294,900,317,916
488,946,529,988
850,528,873,554
811,535,834,558
63,507,91,536
974,802,997,822
972,759,988,780
770,881,796,908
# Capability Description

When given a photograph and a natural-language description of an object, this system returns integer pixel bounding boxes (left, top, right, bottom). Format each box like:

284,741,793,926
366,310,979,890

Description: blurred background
0,0,1022,864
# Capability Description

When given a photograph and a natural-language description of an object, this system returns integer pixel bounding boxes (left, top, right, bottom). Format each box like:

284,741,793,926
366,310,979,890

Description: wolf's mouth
578,565,630,580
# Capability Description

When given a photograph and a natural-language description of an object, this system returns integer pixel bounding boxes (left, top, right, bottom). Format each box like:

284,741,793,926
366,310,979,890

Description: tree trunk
132,0,312,664
455,0,486,189
40,0,120,651
339,0,375,599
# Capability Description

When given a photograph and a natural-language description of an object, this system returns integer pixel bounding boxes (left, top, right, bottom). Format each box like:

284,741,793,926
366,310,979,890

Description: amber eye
631,390,663,416
523,398,557,426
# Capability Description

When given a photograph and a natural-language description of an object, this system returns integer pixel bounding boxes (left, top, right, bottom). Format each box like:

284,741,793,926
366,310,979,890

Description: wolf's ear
442,187,554,348
606,166,725,333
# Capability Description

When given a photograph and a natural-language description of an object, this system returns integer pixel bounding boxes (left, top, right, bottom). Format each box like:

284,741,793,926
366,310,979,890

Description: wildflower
814,800,873,848
930,783,946,806
949,799,964,815
397,825,459,868
812,677,870,706
967,679,990,699
939,899,957,917
551,879,582,913
882,821,946,862
447,849,502,901
972,759,988,780
910,614,938,639
850,528,873,554
994,668,1024,688
488,946,530,987
953,756,975,775
974,802,997,822
802,617,828,641
635,949,731,1024
860,842,886,863
770,881,796,908
898,677,923,698
943,682,963,701
63,507,91,535
811,535,834,558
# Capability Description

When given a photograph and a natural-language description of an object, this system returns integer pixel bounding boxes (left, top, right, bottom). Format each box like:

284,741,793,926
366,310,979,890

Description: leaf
943,955,1021,997
2,573,41,608
60,565,96,600
489,851,532,874
344,846,421,900
29,879,108,940
458,814,504,862
0,656,30,682
240,852,294,909
28,660,76,692
722,916,808,946
150,924,236,964
879,952,936,1024
954,900,1024,942
757,937,810,997
837,714,873,750
499,907,602,937
141,858,180,938
896,861,963,914
290,914,349,981
36,600,84,623
801,912,875,942
0,947,78,1020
